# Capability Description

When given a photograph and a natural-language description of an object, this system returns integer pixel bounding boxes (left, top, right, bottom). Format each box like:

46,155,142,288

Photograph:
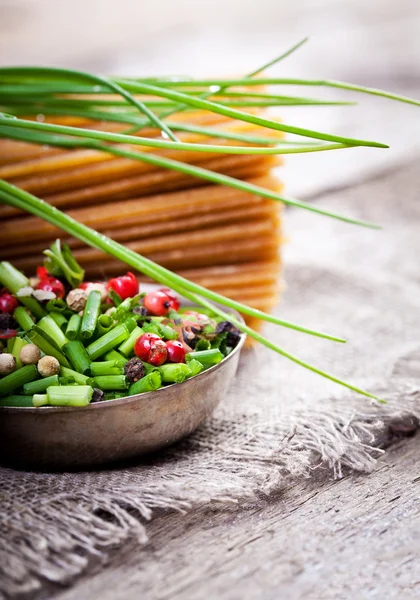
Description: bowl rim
0,295,246,415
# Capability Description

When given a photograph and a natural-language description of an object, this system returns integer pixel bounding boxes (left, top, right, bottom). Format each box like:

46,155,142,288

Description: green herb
90,361,124,377
37,315,69,348
27,328,70,367
159,363,191,384
13,306,35,332
0,261,46,319
11,336,27,369
23,374,60,395
43,239,85,287
65,313,82,340
62,341,91,375
80,290,102,339
46,384,93,407
59,366,89,385
86,323,130,360
0,395,34,407
129,371,162,394
49,311,68,332
186,349,224,369
88,375,128,391
118,326,144,357
0,364,38,396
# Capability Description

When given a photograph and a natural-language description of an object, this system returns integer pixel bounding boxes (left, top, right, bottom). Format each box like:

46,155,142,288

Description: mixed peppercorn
0,242,243,407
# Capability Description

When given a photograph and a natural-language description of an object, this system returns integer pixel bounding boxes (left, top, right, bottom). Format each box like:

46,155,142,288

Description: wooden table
1,1,419,598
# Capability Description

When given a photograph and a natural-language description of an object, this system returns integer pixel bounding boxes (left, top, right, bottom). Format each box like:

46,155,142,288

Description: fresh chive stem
0,395,34,407
80,290,101,340
23,374,59,395
59,366,88,385
129,371,162,395
46,384,93,407
0,364,38,396
104,349,128,367
159,363,191,384
49,311,68,332
90,361,124,377
62,340,91,375
11,336,27,369
32,394,48,407
95,314,114,337
27,328,70,367
37,315,69,348
186,349,224,369
45,298,67,313
86,323,130,360
88,375,128,391
186,359,204,377
13,306,35,332
65,313,82,340
118,326,144,357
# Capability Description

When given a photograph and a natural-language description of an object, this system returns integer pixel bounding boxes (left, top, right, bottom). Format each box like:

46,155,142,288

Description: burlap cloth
1,160,419,599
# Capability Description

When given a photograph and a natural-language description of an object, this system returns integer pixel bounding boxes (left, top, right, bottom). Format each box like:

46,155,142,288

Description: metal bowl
0,298,245,470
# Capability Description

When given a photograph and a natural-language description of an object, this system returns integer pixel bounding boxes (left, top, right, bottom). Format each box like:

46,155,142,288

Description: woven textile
0,160,419,599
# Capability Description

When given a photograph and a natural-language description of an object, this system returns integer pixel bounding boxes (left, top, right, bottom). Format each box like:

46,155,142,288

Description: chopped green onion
118,326,144,357
159,363,191,384
32,394,48,407
46,384,93,407
59,365,88,385
103,392,127,400
186,349,224,369
13,306,35,332
11,336,27,369
65,313,82,340
80,290,101,340
0,364,38,396
195,339,211,351
27,328,70,367
46,298,67,313
186,359,204,377
86,323,130,360
23,374,59,395
129,371,162,395
90,361,124,377
49,311,68,332
87,375,128,391
104,349,128,367
62,340,91,375
155,322,178,341
37,315,69,348
95,314,113,337
0,261,46,319
0,395,34,407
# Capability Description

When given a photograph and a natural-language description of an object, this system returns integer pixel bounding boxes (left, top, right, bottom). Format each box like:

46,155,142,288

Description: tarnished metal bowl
0,298,245,470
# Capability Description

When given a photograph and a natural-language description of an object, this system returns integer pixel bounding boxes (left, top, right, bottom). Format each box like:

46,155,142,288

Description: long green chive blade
0,125,378,230
0,115,355,156
0,181,350,346
0,66,179,142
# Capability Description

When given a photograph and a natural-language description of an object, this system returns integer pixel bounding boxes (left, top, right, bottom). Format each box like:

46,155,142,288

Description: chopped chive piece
86,323,130,360
46,298,67,313
11,336,27,369
65,313,82,340
59,376,75,385
37,315,69,348
159,363,191,384
118,326,144,357
62,340,91,375
0,261,46,319
185,349,224,369
95,314,113,337
142,321,161,336
7,338,14,353
46,385,93,407
49,311,68,332
23,374,60,395
0,394,34,407
59,365,89,385
123,316,137,333
156,322,178,340
129,371,162,394
0,364,38,396
80,290,101,339
90,361,124,377
186,358,204,377
87,375,129,390
32,394,48,407
104,349,128,367
27,329,71,367
195,338,211,351
108,288,122,306
13,306,35,332
140,360,159,375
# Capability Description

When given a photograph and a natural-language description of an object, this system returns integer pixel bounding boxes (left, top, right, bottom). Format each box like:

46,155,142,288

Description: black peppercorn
125,357,146,382
216,321,235,334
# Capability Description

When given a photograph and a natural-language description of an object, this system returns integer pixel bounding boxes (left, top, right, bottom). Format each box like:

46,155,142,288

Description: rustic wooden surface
1,1,419,598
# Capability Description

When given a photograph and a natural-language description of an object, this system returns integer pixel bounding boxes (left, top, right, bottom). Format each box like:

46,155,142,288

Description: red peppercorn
36,266,50,280
165,340,186,363
36,276,65,299
134,332,167,366
0,289,19,314
143,290,180,316
107,272,138,300
158,288,180,311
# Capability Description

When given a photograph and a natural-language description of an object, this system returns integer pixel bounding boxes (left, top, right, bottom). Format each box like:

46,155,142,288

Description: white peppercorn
37,355,60,377
20,344,41,365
